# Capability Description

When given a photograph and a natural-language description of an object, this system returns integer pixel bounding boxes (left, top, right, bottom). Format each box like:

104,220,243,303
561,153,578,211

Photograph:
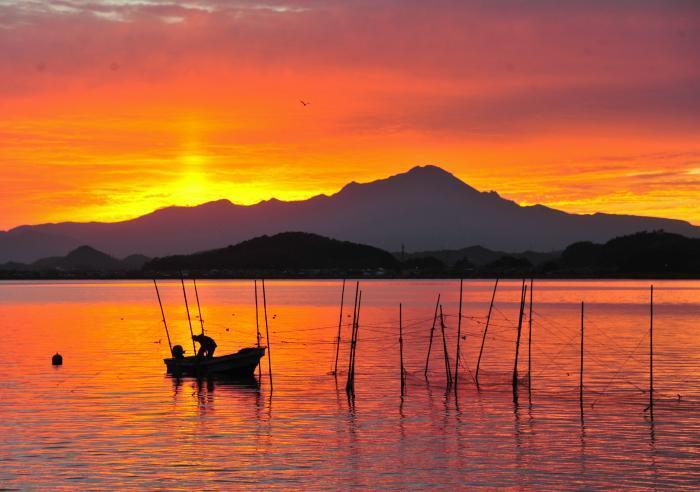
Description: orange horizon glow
1,1,699,230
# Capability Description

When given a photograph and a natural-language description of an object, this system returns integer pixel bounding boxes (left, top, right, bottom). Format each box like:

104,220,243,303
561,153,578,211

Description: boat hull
164,347,265,378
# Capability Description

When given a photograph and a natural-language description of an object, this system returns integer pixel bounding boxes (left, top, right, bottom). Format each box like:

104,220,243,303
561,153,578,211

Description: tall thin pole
454,279,464,393
262,279,273,391
192,279,205,335
333,279,346,376
254,280,261,378
254,280,261,347
512,280,527,389
424,293,441,378
349,283,359,374
347,290,362,393
650,284,654,414
528,278,533,389
353,291,363,385
180,275,197,355
153,279,173,354
476,278,499,385
580,301,584,404
346,282,360,393
399,303,405,395
439,305,452,386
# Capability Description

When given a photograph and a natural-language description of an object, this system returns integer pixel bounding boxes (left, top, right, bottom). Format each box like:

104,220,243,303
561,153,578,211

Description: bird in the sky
300,100,310,106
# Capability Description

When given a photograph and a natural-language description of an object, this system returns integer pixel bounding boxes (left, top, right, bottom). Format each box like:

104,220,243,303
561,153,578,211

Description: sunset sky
1,0,699,230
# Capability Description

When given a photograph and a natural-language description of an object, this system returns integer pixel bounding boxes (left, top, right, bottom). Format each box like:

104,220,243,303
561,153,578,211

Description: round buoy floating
52,353,63,366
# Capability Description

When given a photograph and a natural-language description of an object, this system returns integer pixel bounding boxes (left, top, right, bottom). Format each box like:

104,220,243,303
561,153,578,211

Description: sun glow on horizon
1,0,699,230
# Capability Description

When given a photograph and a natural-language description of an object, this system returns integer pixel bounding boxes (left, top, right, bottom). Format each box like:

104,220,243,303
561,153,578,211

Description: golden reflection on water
1,279,700,488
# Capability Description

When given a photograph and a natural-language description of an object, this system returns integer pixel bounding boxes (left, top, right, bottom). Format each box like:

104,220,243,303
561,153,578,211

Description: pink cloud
1,1,698,136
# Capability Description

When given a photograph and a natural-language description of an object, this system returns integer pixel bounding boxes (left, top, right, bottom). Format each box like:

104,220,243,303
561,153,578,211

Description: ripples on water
1,279,699,489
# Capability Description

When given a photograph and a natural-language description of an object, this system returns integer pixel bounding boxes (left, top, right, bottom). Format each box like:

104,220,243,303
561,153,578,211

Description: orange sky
1,1,699,230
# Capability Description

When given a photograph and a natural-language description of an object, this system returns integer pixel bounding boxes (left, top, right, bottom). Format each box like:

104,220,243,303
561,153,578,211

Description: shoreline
2,273,700,281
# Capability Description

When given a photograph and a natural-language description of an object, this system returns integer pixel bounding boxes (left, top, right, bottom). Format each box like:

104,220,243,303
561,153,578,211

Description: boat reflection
170,374,262,413
170,374,260,393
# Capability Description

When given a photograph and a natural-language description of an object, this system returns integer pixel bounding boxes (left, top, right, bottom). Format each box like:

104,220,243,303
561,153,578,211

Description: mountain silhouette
31,245,124,271
560,231,700,274
398,245,559,267
1,246,150,272
144,232,399,271
1,165,698,262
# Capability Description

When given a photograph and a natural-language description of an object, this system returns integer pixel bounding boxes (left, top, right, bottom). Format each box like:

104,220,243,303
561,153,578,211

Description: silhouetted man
192,333,217,358
171,345,185,359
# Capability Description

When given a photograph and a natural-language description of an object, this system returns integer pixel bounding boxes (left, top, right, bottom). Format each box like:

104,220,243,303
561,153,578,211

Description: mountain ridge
0,245,151,272
3,231,700,278
1,165,698,262
144,232,400,271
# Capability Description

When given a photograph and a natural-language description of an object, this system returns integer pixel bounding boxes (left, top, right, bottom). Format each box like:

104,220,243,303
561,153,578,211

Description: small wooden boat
164,347,265,378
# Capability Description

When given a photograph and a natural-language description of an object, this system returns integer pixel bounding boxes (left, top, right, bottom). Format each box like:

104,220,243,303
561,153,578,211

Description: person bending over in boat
192,333,217,358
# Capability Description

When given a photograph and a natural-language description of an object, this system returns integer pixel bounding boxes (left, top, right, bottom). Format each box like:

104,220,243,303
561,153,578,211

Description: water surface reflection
1,279,699,488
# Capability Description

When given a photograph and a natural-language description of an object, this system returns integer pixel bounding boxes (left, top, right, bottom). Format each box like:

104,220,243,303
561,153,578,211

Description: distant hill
398,245,560,267
32,245,124,271
2,231,699,278
0,246,151,273
144,232,400,272
1,165,699,262
400,231,700,276
559,231,700,274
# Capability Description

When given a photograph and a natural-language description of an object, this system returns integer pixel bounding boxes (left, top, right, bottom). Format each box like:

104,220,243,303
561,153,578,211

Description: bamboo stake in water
153,279,173,354
180,275,197,355
454,279,464,393
346,282,360,393
399,303,405,395
333,279,346,376
424,293,441,379
254,280,261,377
354,292,363,383
580,301,584,404
649,284,654,414
512,280,527,389
192,278,205,335
528,278,533,390
262,279,273,391
348,291,363,393
439,305,452,387
347,282,359,382
254,280,261,347
475,278,499,385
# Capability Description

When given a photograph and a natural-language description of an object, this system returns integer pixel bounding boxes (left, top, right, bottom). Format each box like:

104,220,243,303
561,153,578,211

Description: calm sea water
1,279,699,489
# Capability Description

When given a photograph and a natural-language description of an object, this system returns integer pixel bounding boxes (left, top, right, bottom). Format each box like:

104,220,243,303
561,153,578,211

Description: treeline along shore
1,230,699,280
